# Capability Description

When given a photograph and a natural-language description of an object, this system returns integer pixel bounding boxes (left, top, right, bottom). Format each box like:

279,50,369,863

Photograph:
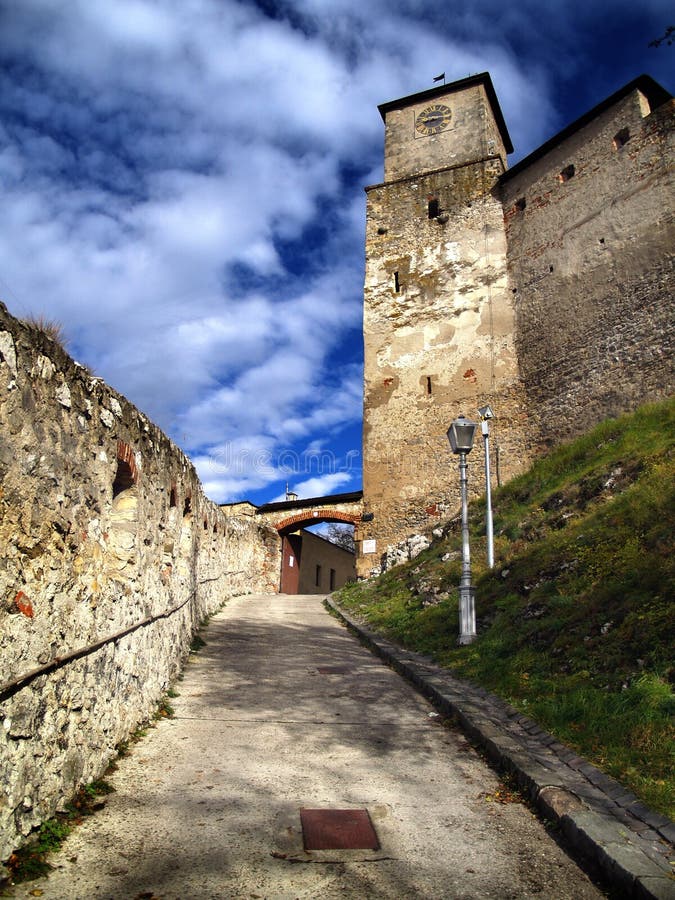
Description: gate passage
255,491,363,594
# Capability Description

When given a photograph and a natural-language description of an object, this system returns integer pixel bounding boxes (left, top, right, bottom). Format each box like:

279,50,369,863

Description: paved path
11,594,604,899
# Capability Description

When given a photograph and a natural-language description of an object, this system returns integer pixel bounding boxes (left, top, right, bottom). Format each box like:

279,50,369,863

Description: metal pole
457,450,476,644
482,420,494,568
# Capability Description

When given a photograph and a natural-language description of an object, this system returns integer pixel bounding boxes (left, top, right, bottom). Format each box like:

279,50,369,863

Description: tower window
426,375,432,395
613,127,630,149
558,164,575,183
394,271,400,292
428,198,440,219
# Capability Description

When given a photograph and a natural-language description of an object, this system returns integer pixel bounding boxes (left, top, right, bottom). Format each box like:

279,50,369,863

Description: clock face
415,103,452,136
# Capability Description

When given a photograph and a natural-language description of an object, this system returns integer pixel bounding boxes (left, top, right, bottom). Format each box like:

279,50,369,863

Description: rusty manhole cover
300,808,380,850
317,666,351,674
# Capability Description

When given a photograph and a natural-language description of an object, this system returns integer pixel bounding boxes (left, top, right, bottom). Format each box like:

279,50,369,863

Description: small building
280,528,356,594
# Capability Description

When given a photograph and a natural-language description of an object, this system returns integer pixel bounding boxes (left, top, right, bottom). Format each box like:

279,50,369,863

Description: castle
0,72,673,857
358,72,674,575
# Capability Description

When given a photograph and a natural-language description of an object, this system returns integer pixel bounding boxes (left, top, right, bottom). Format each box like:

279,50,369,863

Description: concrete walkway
10,594,606,899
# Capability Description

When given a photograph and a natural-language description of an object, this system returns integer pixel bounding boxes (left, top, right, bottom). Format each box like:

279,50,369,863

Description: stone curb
326,597,675,900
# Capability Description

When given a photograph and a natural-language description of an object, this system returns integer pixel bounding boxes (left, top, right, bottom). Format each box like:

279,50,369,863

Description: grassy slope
337,398,675,817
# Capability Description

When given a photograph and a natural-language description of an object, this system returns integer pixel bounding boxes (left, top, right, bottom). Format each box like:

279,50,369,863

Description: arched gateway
255,492,363,594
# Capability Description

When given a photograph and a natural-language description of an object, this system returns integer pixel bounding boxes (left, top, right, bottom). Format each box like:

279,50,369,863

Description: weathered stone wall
501,91,675,449
360,158,530,576
383,80,509,181
361,77,673,575
0,301,279,860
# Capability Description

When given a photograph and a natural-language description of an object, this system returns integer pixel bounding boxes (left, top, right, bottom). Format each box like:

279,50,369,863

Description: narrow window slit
613,127,630,149
558,164,575,183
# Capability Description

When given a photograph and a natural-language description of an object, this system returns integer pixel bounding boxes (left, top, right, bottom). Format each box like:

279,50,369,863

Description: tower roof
378,72,513,154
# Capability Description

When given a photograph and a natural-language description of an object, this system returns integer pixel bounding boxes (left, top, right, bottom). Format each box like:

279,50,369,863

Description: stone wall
382,79,510,181
360,157,530,576
501,90,675,449
0,301,279,860
361,76,674,574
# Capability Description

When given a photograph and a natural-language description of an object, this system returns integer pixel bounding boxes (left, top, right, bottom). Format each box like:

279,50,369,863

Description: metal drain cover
300,808,380,850
317,666,351,674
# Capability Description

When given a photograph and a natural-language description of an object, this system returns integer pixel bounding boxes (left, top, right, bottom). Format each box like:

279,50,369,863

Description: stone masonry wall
501,91,675,449
361,158,530,575
383,81,509,182
0,301,279,860
361,79,673,576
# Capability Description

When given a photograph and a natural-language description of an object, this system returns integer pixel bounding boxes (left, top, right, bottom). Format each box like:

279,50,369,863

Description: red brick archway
275,509,360,534
275,509,360,594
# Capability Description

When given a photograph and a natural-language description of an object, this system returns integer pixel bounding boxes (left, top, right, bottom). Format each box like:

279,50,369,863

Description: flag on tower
433,72,445,83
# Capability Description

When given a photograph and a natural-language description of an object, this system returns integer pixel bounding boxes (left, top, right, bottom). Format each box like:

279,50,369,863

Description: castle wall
360,159,530,575
0,301,279,860
361,77,674,574
501,91,675,448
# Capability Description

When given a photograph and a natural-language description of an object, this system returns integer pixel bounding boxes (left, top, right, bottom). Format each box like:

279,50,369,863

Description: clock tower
358,72,528,576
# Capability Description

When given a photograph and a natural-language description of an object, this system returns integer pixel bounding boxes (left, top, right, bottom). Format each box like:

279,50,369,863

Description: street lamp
447,415,478,645
478,405,495,569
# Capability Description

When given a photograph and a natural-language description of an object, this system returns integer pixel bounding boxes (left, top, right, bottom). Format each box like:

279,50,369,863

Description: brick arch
275,509,360,534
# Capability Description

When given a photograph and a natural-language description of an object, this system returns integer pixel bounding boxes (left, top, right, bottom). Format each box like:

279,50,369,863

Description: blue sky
0,0,672,505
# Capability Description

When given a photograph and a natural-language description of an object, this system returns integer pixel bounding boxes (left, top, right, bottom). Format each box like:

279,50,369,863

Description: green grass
4,780,115,884
153,697,175,719
190,633,207,652
3,685,183,888
337,397,675,818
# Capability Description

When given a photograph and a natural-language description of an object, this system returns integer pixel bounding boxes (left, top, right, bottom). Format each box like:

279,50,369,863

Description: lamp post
478,405,495,569
447,415,478,645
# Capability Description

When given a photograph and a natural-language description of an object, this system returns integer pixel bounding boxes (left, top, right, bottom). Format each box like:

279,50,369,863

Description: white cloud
270,472,354,503
1,0,668,504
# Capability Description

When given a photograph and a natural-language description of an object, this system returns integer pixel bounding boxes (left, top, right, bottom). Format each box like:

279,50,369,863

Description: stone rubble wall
501,92,675,450
360,158,529,576
0,301,280,860
361,82,674,575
